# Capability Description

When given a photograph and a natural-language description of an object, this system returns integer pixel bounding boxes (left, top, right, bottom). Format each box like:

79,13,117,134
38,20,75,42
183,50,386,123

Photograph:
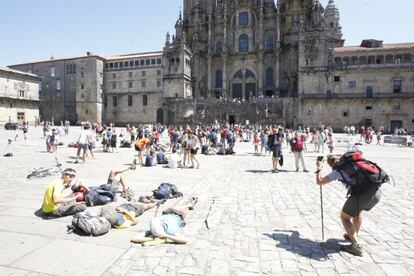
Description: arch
245,69,255,79
234,70,244,79
376,55,384,64
351,56,359,65
215,70,223,88
359,56,367,65
239,34,249,53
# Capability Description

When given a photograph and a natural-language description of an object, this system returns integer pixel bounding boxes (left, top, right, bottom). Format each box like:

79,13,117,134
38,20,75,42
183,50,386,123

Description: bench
383,135,410,146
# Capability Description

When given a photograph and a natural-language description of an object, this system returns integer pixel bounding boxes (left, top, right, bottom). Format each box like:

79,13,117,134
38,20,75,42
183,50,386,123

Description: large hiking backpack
153,183,181,199
70,212,111,236
336,151,389,195
85,186,116,207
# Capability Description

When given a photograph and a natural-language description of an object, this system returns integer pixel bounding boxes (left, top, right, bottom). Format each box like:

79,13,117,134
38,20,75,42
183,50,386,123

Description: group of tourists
33,118,395,257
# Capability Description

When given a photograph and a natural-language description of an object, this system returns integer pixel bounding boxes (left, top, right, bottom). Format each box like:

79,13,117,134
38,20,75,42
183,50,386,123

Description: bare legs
340,211,362,244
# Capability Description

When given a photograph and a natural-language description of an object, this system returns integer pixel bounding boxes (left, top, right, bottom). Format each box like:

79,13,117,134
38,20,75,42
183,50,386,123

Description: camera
317,156,324,162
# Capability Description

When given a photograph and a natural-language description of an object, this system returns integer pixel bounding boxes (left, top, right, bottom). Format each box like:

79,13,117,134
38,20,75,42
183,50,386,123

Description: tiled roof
103,51,163,61
0,67,40,78
334,42,414,53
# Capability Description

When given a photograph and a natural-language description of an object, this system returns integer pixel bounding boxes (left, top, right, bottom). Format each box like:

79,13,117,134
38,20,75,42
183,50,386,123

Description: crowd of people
28,119,402,257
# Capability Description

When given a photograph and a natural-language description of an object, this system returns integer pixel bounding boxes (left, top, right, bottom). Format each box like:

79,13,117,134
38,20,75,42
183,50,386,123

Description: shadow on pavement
34,208,54,220
263,229,342,261
245,170,272,173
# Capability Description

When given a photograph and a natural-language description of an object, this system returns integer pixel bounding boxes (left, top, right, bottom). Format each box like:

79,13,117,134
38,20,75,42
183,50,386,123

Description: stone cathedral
162,0,344,126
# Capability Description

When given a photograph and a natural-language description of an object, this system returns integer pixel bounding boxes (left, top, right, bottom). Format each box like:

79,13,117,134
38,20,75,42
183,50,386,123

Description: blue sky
1,0,412,66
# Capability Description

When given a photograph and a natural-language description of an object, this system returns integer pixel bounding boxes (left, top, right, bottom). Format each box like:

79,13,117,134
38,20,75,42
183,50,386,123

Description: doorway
17,112,25,123
390,120,402,131
229,115,236,125
156,108,164,124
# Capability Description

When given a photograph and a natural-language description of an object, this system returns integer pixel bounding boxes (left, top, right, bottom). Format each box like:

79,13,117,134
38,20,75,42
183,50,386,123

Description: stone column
207,11,213,96
223,6,228,99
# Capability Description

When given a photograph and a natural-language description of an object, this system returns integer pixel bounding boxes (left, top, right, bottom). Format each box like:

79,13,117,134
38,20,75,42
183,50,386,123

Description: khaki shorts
342,188,382,217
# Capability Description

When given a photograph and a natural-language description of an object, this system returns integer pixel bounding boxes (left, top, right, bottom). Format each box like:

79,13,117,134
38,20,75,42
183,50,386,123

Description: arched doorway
156,108,164,124
231,69,257,100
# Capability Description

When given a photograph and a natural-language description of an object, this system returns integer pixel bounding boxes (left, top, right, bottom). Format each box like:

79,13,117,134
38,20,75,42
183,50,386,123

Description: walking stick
320,184,325,241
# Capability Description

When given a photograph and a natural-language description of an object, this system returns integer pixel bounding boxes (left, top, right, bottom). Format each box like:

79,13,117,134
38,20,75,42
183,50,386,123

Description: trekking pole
320,184,325,241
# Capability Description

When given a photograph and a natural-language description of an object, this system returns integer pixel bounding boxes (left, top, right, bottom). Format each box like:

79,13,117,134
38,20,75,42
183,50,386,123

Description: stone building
299,40,414,131
0,67,40,125
103,52,164,124
10,53,105,124
7,0,414,131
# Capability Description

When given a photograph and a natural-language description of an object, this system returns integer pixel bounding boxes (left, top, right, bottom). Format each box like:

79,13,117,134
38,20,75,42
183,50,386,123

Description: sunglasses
65,174,76,178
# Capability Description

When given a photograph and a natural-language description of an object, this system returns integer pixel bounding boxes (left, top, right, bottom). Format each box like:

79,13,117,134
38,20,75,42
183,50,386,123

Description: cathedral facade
8,0,414,131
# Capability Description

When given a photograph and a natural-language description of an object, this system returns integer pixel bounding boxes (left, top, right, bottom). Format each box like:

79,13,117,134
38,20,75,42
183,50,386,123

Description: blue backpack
153,183,180,199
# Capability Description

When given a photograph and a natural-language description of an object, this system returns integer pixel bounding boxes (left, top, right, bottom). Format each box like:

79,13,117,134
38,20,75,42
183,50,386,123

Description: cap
62,168,77,177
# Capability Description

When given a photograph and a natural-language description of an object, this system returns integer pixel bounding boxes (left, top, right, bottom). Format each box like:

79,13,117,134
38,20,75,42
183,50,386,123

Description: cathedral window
157,58,162,64
128,95,133,106
113,96,117,107
265,68,274,86
239,12,249,27
143,95,148,106
215,41,223,54
265,37,274,52
215,70,223,88
239,34,249,53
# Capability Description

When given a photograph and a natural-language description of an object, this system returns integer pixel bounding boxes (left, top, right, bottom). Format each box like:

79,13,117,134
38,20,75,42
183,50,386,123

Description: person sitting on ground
156,146,168,165
131,197,198,244
166,148,183,169
145,149,157,167
41,168,87,217
100,202,158,229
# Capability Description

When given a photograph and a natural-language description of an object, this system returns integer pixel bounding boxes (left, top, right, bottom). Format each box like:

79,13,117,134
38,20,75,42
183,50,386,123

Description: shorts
342,188,382,217
78,143,88,151
135,145,143,152
190,148,198,155
272,149,282,158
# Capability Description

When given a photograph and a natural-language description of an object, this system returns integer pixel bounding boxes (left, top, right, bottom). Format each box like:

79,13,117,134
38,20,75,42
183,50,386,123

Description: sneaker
303,169,309,172
340,243,363,257
295,168,299,172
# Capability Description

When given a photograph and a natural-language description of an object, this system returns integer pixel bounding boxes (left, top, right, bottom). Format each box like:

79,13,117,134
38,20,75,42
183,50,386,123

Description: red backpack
294,138,303,151
336,151,389,195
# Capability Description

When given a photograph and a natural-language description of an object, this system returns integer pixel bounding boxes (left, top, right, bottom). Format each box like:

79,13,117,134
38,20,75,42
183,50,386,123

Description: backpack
69,212,111,236
336,151,389,195
267,134,274,150
153,183,181,199
293,138,303,152
85,186,116,207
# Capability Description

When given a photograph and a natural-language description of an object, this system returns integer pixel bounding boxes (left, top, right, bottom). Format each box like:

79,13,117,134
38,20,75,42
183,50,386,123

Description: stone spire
175,9,184,41
324,0,344,46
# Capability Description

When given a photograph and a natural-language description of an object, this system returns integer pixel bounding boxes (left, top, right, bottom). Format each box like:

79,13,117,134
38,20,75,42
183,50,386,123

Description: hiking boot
340,243,363,257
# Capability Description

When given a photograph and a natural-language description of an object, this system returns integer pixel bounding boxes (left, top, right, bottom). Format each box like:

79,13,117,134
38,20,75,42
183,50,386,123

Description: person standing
290,132,308,172
75,124,93,163
269,128,284,173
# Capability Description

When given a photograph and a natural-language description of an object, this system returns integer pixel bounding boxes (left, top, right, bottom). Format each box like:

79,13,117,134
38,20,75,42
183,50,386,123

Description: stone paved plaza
0,127,413,276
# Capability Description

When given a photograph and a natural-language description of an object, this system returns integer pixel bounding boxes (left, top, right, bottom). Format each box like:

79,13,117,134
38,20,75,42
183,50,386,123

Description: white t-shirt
167,153,179,169
78,129,91,144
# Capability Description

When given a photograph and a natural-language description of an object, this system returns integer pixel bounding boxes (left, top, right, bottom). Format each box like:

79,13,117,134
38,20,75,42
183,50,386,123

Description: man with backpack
41,168,87,217
268,128,284,173
315,152,387,256
290,132,308,172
